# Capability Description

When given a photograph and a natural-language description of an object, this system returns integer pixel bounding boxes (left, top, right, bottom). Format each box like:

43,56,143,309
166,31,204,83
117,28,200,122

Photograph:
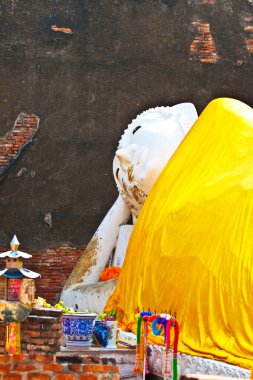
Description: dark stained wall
0,0,252,251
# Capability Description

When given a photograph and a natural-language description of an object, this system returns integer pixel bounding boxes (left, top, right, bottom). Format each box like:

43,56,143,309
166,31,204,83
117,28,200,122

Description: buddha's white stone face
113,103,198,222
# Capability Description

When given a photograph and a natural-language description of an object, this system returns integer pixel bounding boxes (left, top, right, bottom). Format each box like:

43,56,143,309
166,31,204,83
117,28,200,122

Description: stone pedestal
60,346,137,379
0,307,62,354
0,353,119,379
60,345,250,380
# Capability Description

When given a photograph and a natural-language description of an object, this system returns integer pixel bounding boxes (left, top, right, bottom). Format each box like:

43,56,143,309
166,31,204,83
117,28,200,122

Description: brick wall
190,22,218,63
0,115,84,305
25,244,84,304
0,113,39,180
0,113,84,305
0,244,84,304
0,308,62,355
244,25,253,54
0,353,119,380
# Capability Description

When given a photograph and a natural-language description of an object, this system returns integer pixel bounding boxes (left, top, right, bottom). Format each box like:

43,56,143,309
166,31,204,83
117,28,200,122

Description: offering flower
98,307,118,322
99,266,121,281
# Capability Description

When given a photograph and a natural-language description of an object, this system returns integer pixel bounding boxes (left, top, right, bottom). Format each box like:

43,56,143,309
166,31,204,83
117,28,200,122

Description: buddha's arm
62,196,131,291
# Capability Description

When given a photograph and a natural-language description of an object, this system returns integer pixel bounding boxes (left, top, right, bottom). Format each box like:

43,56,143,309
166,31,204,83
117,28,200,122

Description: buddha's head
113,103,198,222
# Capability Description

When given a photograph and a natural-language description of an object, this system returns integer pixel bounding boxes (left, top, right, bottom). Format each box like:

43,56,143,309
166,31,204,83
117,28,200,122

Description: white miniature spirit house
0,235,40,354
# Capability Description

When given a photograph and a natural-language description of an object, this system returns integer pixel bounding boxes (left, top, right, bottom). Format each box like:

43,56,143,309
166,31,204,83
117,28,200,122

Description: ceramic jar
62,313,97,347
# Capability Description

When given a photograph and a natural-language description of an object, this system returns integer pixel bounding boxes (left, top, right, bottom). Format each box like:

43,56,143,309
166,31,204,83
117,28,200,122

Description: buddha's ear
115,144,138,171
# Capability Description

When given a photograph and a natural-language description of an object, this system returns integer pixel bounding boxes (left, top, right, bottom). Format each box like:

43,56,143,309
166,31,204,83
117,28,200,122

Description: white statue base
148,346,250,379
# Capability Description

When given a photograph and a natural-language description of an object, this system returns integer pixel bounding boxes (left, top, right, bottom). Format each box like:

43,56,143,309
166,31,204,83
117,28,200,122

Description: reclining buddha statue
105,98,253,370
61,102,198,312
62,98,253,373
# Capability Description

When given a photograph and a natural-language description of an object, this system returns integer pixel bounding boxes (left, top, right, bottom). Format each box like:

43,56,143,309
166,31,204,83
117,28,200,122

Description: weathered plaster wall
0,1,252,263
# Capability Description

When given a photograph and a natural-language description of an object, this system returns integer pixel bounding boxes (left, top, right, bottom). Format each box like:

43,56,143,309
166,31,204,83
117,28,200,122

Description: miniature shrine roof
19,268,40,279
0,235,32,259
0,268,40,279
0,268,23,278
0,250,32,259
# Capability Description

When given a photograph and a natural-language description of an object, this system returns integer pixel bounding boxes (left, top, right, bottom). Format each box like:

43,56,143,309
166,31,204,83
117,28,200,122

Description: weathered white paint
62,195,130,291
112,225,134,267
62,279,117,313
61,103,198,311
78,195,131,285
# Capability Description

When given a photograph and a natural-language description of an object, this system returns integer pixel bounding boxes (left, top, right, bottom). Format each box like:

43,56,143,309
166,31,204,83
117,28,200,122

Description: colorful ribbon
5,322,21,355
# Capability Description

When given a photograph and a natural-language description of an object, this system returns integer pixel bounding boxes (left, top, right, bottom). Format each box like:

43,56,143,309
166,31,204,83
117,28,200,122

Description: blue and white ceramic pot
62,313,97,346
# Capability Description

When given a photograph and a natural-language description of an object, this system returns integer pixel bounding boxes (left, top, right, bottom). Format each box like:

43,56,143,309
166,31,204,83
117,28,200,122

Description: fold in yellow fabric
106,98,253,369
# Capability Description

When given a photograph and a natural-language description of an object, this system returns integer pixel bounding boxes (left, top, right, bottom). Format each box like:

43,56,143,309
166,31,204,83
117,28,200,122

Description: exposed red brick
0,309,62,354
56,355,83,364
79,375,98,380
29,354,55,363
27,344,51,352
202,0,215,4
13,363,36,371
244,25,253,53
85,356,101,364
27,374,51,380
25,316,40,325
43,363,63,372
29,339,51,345
56,374,76,380
0,113,39,179
3,374,22,380
37,331,62,338
82,365,119,373
47,339,58,345
246,38,253,52
37,317,55,324
21,324,40,330
22,244,83,304
68,363,82,371
0,243,83,303
51,323,62,330
0,363,11,373
244,26,253,31
0,355,10,363
0,354,120,380
11,354,29,362
190,21,219,63
22,330,41,338
32,308,62,318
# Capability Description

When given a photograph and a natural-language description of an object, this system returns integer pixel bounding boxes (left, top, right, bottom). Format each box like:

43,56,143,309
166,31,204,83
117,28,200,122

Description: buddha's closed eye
132,126,141,134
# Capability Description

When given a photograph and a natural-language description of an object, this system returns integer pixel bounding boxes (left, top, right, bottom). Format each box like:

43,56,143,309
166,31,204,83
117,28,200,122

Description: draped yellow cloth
106,98,253,369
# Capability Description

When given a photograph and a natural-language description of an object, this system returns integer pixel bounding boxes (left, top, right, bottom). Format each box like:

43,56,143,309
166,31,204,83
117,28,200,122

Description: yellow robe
106,98,253,369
